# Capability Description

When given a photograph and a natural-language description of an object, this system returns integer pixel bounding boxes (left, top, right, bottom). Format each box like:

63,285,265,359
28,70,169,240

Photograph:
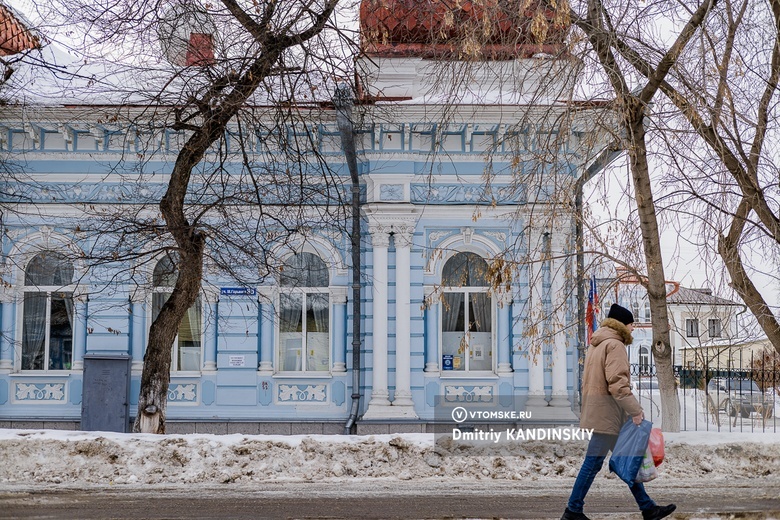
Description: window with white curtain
278,253,330,372
152,255,202,372
441,252,493,373
22,251,75,371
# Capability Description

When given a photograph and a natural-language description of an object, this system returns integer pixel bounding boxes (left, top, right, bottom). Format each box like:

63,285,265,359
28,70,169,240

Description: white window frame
17,252,77,373
149,258,203,373
439,286,496,376
18,288,76,372
275,286,331,375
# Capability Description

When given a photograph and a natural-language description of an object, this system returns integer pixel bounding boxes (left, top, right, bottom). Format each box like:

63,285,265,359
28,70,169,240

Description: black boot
642,503,677,520
561,508,591,520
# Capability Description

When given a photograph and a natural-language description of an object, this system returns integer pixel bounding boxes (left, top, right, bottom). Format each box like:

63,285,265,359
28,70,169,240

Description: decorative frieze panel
13,382,66,403
410,183,526,205
443,385,495,403
0,181,353,206
1,122,587,156
167,383,198,404
278,384,327,403
379,184,404,201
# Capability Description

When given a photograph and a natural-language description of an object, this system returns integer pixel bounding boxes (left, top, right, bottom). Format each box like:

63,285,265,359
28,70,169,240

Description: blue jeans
567,433,656,513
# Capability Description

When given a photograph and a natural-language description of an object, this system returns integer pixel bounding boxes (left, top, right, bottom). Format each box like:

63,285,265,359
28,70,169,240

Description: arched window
639,346,650,375
441,252,493,373
278,253,329,372
22,251,75,370
152,255,202,371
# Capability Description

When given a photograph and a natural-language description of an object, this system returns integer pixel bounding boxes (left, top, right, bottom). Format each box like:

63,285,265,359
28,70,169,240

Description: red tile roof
0,3,40,56
359,0,569,59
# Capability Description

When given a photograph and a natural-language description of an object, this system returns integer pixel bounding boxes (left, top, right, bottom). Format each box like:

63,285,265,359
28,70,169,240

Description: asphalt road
0,479,778,519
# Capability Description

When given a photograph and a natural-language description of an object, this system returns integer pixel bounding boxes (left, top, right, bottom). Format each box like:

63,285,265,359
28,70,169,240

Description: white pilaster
330,287,348,373
496,290,513,374
424,286,439,373
363,224,392,417
390,225,417,416
549,235,571,408
526,251,547,408
0,291,13,371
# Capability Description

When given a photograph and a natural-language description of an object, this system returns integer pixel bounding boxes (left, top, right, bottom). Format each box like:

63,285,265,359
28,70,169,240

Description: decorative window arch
440,251,494,373
277,252,330,372
151,255,202,372
21,251,75,371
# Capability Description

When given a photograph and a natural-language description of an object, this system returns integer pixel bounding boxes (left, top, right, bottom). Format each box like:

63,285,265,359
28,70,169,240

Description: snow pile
0,429,778,486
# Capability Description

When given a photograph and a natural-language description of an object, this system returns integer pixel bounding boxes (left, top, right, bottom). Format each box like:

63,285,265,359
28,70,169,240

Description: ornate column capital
392,224,415,248
369,225,391,248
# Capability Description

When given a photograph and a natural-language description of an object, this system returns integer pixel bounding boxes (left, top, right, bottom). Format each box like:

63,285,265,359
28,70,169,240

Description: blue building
0,0,610,433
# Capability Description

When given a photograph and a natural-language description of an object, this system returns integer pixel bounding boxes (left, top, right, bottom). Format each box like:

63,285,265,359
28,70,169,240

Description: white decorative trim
12,381,67,403
277,384,327,402
167,383,198,405
443,385,495,403
272,233,347,279
483,230,508,243
462,227,474,245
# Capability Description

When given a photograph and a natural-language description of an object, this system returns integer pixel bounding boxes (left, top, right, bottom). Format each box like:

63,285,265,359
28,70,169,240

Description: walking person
561,304,676,520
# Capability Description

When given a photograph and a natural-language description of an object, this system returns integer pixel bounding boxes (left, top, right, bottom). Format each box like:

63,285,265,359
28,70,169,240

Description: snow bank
0,429,778,486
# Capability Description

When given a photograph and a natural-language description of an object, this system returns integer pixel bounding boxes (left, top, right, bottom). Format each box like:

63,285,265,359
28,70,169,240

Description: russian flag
586,274,599,343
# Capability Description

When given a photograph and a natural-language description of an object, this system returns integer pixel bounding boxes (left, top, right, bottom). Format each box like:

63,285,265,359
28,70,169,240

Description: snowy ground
1,428,778,487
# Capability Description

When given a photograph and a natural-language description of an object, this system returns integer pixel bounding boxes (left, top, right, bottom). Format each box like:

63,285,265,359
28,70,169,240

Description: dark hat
607,303,634,326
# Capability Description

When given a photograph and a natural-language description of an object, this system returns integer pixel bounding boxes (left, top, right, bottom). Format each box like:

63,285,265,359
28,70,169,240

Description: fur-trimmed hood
591,317,633,346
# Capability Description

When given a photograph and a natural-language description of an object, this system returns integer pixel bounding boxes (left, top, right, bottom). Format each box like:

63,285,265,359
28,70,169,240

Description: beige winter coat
579,318,643,435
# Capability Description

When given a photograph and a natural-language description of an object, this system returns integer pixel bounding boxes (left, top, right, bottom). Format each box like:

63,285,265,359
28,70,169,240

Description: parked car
706,377,774,418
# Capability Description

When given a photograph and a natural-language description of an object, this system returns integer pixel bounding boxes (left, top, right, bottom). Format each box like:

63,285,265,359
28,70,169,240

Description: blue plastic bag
608,419,653,485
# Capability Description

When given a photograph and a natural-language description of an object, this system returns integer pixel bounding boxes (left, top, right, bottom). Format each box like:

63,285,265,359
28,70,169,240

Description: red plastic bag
648,428,664,467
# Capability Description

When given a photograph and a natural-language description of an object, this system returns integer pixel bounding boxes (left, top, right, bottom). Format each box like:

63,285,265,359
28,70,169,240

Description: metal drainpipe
575,142,622,406
333,83,363,434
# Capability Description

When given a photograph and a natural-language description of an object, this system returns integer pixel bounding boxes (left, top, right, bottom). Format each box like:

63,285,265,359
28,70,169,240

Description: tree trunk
719,200,780,356
625,101,680,431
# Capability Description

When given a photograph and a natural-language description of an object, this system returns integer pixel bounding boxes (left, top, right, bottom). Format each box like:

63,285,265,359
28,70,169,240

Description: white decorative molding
278,384,327,402
461,227,474,245
443,385,494,403
483,230,508,243
13,382,66,402
428,230,454,244
168,383,198,404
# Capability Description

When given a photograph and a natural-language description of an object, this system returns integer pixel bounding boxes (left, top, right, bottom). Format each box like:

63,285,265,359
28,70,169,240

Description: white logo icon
451,406,468,423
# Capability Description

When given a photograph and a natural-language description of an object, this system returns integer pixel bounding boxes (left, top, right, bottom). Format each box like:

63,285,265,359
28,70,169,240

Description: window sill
11,371,76,377
439,373,500,380
272,372,333,379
